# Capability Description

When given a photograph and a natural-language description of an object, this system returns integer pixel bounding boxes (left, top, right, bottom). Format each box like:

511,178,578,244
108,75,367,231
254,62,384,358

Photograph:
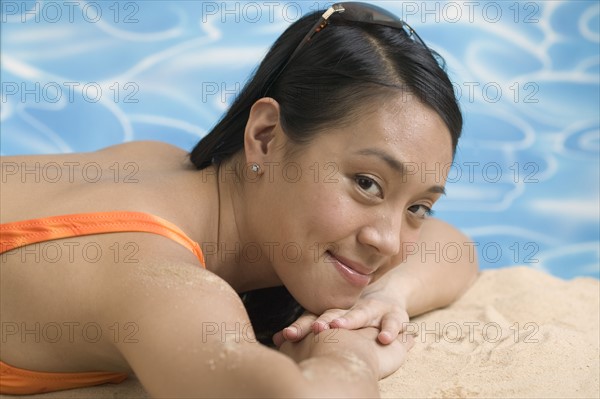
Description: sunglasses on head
265,2,427,95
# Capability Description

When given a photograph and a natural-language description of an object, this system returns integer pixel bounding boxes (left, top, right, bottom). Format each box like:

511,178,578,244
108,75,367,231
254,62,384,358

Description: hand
278,327,415,379
273,274,411,347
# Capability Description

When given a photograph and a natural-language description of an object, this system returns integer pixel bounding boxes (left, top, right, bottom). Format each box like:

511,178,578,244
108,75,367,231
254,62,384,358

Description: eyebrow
354,148,447,195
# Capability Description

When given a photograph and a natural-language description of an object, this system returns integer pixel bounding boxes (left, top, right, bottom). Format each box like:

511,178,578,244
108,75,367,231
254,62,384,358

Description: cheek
303,187,357,239
258,179,353,250
403,224,422,246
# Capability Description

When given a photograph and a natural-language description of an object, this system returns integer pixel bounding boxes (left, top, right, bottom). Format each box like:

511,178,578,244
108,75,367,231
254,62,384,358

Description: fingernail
284,326,297,338
312,322,328,333
332,318,346,326
272,332,284,347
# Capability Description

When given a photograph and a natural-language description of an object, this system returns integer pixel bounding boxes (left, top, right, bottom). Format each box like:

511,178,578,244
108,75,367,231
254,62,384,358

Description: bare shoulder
96,140,188,159
0,141,185,163
421,218,472,242
102,237,246,323
98,231,249,339
104,252,307,397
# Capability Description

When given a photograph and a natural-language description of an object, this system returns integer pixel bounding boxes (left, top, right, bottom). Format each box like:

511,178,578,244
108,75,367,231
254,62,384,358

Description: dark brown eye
355,175,383,198
357,177,372,190
408,204,433,219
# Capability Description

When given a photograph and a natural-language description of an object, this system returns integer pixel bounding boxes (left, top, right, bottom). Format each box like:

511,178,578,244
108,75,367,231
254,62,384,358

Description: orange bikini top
0,211,205,267
0,211,205,395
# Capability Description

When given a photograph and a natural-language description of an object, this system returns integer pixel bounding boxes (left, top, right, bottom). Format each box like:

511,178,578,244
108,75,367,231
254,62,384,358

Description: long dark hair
190,7,463,345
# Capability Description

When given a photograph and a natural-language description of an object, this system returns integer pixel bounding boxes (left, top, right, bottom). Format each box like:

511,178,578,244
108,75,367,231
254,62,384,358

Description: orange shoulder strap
0,360,128,395
0,211,205,268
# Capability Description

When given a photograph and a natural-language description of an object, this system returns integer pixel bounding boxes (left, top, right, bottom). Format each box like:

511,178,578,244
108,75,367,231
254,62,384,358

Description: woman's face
249,95,454,314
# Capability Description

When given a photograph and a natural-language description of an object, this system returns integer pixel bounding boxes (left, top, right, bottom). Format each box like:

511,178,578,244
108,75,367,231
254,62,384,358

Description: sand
379,267,600,399
3,267,599,398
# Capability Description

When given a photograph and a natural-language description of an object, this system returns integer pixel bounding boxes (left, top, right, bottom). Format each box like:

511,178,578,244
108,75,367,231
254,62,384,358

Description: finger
378,313,408,345
272,331,285,348
311,309,347,333
405,334,416,351
377,333,413,379
397,332,415,351
330,305,375,330
311,321,329,333
282,313,318,342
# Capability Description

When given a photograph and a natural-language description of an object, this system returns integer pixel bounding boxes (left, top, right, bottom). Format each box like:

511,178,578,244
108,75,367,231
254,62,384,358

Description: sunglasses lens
336,2,424,46
340,3,399,24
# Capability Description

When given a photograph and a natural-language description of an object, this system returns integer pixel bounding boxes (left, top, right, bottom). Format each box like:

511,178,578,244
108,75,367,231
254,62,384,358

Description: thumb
330,306,374,330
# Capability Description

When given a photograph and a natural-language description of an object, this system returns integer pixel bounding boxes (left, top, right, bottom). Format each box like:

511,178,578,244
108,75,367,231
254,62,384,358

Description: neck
194,163,281,293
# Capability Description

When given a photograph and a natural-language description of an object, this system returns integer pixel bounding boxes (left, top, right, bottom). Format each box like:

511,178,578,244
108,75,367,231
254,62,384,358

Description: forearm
391,218,479,317
279,329,383,398
296,353,379,398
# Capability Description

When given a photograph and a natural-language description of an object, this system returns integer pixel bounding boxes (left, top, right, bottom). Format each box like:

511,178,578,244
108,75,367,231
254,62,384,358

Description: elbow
439,219,480,297
467,247,480,288
460,232,480,293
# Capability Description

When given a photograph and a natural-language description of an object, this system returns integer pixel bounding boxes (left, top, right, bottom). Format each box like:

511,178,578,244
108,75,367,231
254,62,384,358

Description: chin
284,261,365,314
301,293,360,315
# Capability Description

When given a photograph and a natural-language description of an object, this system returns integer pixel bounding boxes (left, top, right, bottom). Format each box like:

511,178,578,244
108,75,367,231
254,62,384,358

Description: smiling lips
326,251,373,288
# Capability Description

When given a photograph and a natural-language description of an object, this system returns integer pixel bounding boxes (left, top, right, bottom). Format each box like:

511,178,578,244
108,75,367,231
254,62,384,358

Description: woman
0,3,478,397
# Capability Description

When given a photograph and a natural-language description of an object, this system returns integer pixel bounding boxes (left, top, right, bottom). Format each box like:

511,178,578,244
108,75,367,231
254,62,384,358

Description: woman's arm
108,260,410,398
275,218,479,345
387,217,480,316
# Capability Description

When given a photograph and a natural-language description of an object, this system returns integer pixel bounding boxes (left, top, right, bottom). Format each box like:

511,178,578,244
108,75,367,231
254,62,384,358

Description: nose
357,211,404,257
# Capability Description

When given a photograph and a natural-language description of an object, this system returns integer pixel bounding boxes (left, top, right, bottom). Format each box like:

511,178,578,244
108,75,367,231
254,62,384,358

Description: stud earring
250,163,260,173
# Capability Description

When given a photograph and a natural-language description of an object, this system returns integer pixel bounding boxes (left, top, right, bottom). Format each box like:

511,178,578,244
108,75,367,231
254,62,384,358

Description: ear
244,97,283,165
